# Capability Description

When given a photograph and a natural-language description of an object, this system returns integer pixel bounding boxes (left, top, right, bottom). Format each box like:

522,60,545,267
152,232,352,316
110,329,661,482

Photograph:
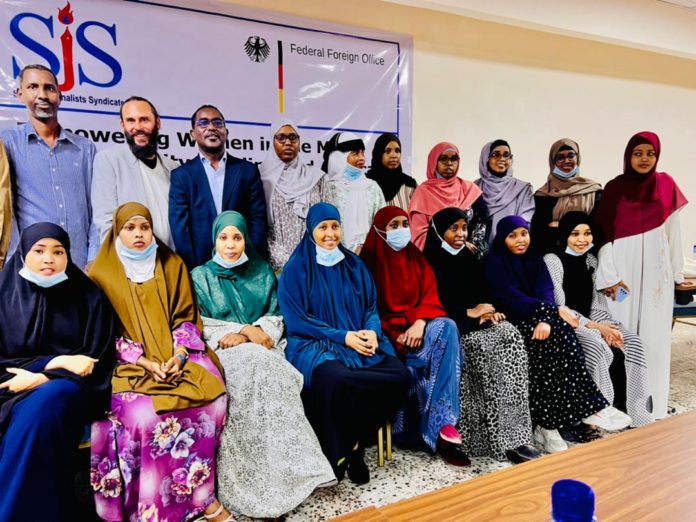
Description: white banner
0,0,412,168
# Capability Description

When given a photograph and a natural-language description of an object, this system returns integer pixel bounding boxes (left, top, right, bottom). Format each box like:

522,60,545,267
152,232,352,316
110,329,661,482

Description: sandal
203,502,236,522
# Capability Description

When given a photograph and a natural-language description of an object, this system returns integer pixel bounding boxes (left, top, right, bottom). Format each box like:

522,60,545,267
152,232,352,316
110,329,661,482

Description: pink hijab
408,142,482,249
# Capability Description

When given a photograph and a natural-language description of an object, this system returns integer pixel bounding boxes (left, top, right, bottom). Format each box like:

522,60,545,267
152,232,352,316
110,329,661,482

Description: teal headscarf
192,211,280,323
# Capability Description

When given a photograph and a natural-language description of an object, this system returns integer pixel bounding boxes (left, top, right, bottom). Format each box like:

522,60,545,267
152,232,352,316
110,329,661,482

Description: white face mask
315,245,345,266
441,240,463,256
213,251,249,268
565,244,593,257
19,266,68,288
384,228,411,251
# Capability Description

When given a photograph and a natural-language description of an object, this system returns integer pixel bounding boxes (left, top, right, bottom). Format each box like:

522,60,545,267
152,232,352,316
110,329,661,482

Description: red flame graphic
57,2,74,25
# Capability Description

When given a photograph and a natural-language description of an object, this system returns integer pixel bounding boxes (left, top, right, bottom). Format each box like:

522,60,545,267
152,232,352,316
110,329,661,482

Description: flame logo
58,1,74,25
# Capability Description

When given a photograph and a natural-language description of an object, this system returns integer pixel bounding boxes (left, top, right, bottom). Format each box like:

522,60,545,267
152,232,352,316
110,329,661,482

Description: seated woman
366,133,417,210
89,203,231,522
531,138,602,253
278,203,410,484
423,208,540,464
543,212,653,427
485,216,625,453
259,119,327,272
322,132,386,254
0,223,115,520
360,206,469,465
475,139,534,245
191,211,335,518
408,142,489,257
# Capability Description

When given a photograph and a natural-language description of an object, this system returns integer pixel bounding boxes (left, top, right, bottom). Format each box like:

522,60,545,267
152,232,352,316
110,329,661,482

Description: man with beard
91,96,179,248
0,64,98,270
169,104,267,268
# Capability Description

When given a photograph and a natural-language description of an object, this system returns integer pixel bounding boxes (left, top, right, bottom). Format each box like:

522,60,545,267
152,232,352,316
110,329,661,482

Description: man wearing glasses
169,104,267,268
92,96,180,249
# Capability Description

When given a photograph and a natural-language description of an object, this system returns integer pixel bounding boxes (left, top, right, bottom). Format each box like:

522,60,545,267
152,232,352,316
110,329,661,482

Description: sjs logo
10,1,122,92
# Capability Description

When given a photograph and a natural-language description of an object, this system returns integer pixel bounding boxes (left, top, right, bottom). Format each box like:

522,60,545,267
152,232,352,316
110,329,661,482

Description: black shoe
560,422,601,443
436,436,471,466
347,447,370,485
506,444,542,464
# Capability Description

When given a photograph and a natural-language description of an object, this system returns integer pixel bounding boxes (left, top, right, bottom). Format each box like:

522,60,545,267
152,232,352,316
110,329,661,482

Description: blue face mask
552,166,580,179
19,266,68,288
565,244,593,257
441,240,463,256
344,163,363,182
315,245,345,266
385,228,411,251
117,239,158,260
213,251,249,268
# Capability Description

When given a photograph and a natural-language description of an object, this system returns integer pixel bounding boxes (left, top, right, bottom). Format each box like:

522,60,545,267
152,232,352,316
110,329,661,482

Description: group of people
0,63,690,522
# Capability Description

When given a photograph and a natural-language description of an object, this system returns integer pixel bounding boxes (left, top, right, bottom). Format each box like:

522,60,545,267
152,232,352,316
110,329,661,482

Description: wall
220,0,696,253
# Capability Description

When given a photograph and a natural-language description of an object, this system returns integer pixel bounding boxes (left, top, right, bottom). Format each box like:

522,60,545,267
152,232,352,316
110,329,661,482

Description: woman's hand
602,281,630,301
596,323,624,348
345,331,376,356
0,368,49,393
241,325,274,349
356,330,379,350
480,312,506,325
465,241,478,253
218,333,248,350
45,354,98,377
160,355,184,383
467,303,496,319
558,306,580,329
532,322,551,341
400,319,426,349
137,356,168,382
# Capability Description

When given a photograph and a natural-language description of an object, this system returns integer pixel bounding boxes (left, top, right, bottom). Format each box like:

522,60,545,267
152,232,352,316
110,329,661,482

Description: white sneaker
583,406,631,431
606,406,632,426
533,426,568,453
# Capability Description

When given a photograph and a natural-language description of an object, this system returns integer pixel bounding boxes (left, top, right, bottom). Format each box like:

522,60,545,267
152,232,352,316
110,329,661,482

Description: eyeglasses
274,133,300,144
489,152,513,160
195,118,225,129
554,152,577,163
437,155,460,163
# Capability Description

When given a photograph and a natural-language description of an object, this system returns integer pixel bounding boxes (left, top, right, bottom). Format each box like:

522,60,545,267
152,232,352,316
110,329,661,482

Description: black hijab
423,207,485,333
365,133,417,201
0,223,116,435
557,212,595,317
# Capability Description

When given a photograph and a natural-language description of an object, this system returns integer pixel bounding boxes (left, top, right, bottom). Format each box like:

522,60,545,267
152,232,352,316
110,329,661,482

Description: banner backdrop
0,0,412,168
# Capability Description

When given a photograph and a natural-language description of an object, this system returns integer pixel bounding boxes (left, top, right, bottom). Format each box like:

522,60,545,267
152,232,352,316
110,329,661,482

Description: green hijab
192,211,280,323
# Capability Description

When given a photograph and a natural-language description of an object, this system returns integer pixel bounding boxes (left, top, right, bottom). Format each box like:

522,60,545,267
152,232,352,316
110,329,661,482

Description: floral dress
91,322,228,522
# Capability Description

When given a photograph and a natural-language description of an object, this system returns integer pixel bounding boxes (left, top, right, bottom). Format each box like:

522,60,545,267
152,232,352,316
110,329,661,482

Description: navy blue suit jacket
169,153,268,269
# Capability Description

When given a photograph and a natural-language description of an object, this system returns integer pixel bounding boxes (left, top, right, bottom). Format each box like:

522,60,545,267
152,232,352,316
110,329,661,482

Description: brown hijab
90,202,225,413
535,138,602,222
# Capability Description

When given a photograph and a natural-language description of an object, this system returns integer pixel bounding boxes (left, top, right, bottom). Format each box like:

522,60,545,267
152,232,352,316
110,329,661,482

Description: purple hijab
483,215,556,323
474,140,534,243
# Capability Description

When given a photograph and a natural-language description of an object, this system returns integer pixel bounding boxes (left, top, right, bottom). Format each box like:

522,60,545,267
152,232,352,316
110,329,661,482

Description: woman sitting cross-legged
89,202,232,522
360,206,469,466
484,216,627,454
191,211,336,518
543,211,653,428
423,208,541,464
0,223,115,521
278,203,410,484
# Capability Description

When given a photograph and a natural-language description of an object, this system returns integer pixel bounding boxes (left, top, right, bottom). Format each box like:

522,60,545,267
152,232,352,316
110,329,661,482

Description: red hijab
360,206,446,353
596,131,687,243
408,142,482,249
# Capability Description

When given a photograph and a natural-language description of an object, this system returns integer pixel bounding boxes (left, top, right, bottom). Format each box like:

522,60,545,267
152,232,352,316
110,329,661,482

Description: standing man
169,104,267,268
0,64,98,270
0,140,10,268
92,96,179,248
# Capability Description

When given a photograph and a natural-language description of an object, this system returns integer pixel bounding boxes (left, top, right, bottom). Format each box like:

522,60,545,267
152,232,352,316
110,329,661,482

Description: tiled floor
265,323,696,522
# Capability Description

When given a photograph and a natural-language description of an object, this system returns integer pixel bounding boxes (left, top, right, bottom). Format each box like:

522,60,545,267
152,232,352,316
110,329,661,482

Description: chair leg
386,421,392,461
377,427,385,467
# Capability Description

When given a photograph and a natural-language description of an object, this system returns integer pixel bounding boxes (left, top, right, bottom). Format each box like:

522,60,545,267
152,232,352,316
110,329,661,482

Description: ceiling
383,0,696,60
